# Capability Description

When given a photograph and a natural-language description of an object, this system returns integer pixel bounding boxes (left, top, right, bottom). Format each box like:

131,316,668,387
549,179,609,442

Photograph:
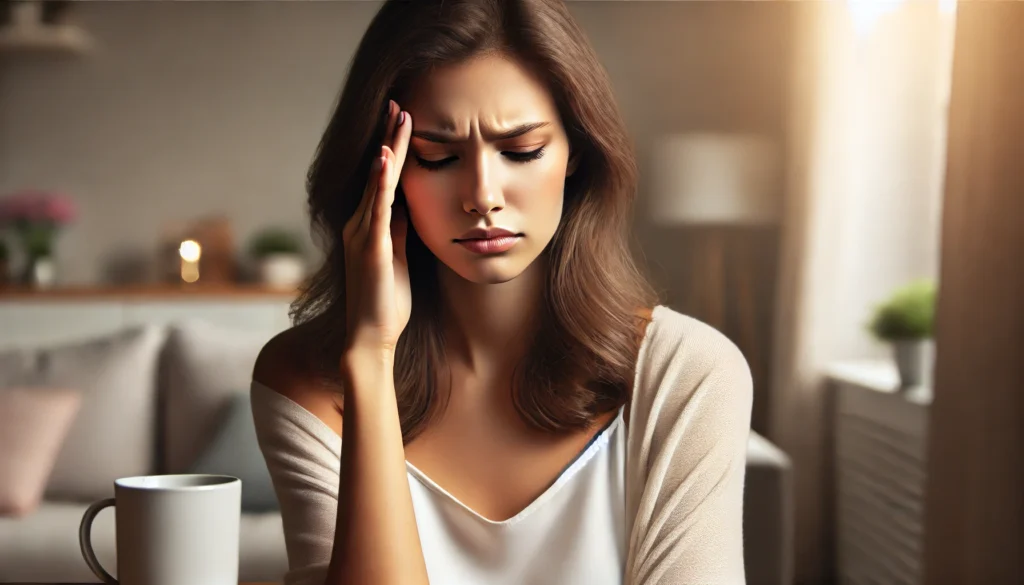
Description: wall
1,1,380,283
1,0,790,291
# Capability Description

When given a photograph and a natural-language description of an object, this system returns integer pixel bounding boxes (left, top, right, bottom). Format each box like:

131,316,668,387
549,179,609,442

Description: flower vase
23,254,57,289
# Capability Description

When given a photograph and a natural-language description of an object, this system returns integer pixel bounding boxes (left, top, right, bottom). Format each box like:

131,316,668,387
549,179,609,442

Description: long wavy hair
292,0,662,442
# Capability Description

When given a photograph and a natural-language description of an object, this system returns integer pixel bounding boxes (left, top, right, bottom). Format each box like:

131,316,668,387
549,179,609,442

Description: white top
251,305,753,585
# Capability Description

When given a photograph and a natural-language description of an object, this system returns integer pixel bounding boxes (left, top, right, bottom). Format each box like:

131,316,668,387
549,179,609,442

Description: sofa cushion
0,501,288,582
188,392,279,512
162,320,270,473
0,350,32,387
0,388,82,517
744,432,794,585
0,326,165,502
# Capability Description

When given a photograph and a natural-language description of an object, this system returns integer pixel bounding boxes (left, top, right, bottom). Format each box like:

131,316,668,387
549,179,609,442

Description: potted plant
867,279,938,389
0,190,77,288
248,227,306,289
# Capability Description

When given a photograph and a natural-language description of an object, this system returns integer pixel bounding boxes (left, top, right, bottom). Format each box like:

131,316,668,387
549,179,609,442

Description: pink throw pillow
0,388,82,517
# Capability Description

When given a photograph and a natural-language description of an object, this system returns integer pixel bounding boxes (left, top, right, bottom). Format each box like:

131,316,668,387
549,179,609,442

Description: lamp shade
649,132,782,225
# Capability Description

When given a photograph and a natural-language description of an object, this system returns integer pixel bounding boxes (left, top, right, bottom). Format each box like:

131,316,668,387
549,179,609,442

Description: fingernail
389,100,397,114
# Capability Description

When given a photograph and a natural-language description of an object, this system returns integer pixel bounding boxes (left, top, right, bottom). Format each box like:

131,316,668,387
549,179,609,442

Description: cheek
507,157,567,220
400,173,450,236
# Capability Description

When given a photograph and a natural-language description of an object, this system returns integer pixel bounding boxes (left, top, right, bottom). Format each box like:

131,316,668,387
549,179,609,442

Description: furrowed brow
411,121,551,144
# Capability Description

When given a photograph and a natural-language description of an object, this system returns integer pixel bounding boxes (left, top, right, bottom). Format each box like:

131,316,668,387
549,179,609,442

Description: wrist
341,346,395,383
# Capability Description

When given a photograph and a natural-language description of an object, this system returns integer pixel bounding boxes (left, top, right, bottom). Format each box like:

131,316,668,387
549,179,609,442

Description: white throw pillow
161,320,272,474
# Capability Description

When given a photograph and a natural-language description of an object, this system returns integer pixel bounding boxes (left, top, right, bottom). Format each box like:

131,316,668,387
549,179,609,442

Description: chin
423,235,550,285
444,256,528,285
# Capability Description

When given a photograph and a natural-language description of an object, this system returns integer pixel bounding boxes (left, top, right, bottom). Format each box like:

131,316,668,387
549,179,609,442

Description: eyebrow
411,121,551,144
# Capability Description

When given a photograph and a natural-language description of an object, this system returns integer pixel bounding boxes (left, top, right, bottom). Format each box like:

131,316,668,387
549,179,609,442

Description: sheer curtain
768,1,957,582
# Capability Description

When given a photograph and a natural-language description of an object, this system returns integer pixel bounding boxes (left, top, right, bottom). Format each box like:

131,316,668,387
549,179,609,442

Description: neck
437,255,547,380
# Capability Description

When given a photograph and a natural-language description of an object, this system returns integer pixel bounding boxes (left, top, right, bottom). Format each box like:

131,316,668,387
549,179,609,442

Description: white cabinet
828,361,931,585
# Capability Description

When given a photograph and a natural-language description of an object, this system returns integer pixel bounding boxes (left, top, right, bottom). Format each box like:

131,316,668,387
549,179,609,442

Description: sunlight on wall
849,0,957,36
849,0,903,36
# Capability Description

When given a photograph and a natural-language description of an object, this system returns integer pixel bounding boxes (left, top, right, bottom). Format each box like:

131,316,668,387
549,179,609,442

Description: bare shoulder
252,320,344,437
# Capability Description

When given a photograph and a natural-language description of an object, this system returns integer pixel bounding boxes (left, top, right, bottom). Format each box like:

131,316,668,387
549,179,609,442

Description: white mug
79,474,242,585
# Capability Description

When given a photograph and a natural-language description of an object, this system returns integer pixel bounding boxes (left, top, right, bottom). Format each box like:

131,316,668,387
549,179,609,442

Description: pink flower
0,190,78,226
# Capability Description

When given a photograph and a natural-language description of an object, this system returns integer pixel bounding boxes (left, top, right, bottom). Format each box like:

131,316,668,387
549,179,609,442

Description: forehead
402,53,561,131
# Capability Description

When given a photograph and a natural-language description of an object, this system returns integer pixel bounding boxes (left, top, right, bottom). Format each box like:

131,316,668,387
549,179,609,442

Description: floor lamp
649,132,782,430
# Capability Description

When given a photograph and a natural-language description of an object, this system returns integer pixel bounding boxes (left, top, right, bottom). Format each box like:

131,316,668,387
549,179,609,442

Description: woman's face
398,53,577,285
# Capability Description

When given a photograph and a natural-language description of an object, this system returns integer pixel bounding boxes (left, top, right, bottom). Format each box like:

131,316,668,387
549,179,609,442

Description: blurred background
0,1,1020,585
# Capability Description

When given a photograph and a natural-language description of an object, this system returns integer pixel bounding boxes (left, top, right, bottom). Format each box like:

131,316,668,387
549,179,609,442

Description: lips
455,227,521,241
457,235,521,254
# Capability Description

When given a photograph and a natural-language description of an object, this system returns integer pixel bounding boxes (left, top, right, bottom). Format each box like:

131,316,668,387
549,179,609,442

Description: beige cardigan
252,305,753,584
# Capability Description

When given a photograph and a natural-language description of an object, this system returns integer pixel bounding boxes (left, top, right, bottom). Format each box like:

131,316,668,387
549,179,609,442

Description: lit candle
179,239,202,283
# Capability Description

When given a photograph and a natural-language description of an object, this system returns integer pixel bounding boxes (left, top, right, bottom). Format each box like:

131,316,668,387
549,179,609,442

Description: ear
566,149,581,178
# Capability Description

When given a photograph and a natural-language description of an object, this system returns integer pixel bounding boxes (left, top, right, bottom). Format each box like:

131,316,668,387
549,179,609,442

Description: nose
462,152,505,216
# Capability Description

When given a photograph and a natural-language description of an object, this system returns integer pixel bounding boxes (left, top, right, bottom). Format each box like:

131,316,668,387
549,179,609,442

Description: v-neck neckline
402,408,624,527
254,380,625,527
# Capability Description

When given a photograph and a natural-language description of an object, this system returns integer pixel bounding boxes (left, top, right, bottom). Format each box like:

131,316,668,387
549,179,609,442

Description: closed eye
414,147,547,172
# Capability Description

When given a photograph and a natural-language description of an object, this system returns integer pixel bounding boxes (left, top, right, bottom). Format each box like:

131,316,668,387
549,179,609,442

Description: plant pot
258,254,305,289
22,255,57,289
893,338,935,389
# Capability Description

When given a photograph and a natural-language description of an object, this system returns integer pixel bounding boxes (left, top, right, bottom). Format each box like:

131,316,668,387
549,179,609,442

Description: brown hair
292,0,661,442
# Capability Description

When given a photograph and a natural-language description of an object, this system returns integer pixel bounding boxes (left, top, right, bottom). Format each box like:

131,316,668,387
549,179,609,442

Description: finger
391,199,408,265
355,151,385,235
391,110,413,179
381,144,398,207
371,155,394,245
383,99,400,149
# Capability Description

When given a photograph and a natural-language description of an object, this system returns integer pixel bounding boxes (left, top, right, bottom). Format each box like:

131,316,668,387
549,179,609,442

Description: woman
251,0,753,583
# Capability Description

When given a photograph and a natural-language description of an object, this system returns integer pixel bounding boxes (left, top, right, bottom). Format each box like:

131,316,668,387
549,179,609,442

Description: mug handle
79,498,118,584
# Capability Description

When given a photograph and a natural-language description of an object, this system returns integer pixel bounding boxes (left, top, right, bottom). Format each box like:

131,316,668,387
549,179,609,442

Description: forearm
326,348,428,585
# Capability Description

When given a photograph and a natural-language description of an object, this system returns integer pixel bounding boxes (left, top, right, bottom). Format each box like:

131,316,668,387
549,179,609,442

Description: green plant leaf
866,279,937,341
249,227,303,259
13,221,57,258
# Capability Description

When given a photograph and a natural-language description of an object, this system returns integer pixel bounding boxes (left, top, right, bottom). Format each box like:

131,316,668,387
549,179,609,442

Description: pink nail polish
398,111,406,126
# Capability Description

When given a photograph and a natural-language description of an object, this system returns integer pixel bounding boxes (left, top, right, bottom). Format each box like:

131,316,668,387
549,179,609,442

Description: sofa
0,318,792,584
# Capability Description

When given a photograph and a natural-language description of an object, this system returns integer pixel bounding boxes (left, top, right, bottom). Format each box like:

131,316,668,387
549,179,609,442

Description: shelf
826,359,900,393
0,283,300,301
0,23,94,54
827,359,933,406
